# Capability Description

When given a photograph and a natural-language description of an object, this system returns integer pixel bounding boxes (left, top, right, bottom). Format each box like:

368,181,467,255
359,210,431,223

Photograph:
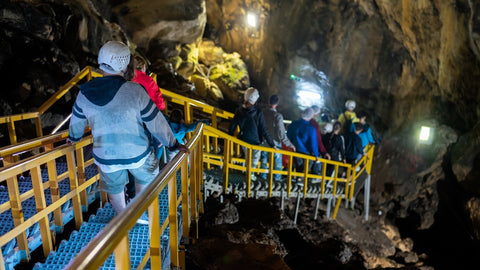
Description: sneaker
250,174,257,181
136,212,149,225
311,178,322,184
295,178,304,186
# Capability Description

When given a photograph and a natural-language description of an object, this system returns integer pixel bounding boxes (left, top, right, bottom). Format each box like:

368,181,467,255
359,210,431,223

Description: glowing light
247,13,257,27
290,74,301,81
419,126,431,142
298,90,321,101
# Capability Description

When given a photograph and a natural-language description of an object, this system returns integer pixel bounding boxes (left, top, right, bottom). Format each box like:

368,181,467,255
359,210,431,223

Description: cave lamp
419,126,433,145
247,12,257,27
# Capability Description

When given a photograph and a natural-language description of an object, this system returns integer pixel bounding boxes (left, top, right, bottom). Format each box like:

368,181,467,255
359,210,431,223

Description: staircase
35,189,179,270
0,66,374,269
0,156,183,270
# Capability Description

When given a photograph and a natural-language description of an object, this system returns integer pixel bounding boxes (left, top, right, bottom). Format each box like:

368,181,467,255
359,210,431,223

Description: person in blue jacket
287,107,320,183
350,111,375,149
165,109,209,162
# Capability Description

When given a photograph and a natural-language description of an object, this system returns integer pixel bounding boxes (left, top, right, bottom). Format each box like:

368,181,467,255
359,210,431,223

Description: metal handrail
0,66,234,147
0,66,99,146
0,135,98,267
0,65,376,268
63,123,205,270
202,126,354,202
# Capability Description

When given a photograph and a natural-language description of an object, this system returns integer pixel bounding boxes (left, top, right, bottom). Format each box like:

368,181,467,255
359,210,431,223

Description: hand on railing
177,144,190,154
325,153,331,160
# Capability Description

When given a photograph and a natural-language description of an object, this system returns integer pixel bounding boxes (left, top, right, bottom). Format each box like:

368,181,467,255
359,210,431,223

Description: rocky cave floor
185,194,436,270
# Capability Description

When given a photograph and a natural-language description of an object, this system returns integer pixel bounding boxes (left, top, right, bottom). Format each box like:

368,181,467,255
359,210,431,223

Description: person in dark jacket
344,122,365,165
350,110,375,149
229,87,276,180
260,95,296,181
324,121,346,177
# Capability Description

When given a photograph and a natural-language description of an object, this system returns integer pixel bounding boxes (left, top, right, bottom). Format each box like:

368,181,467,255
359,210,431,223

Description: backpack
342,113,353,134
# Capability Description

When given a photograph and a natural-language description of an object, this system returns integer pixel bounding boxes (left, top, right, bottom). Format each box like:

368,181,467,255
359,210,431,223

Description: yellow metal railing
0,66,234,152
0,65,375,268
64,124,205,270
201,125,374,219
0,130,70,167
0,66,101,146
0,135,100,267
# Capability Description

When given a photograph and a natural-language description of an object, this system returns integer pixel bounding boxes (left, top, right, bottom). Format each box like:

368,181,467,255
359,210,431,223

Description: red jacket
133,70,165,110
310,119,327,155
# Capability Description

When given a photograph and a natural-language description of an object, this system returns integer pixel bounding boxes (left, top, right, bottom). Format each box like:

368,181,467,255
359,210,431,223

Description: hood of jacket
80,76,126,106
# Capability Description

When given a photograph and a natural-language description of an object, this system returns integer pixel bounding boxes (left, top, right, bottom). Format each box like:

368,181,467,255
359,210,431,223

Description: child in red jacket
133,55,165,110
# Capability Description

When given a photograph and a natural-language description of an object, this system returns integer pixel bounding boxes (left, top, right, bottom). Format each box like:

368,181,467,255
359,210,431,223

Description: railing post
34,117,43,138
148,196,162,270
366,145,375,174
205,132,211,169
246,146,252,198
190,145,199,238
75,147,89,211
6,176,30,261
168,175,180,268
7,121,17,145
321,160,327,199
46,158,63,232
287,155,293,197
114,236,131,270
364,175,371,221
222,139,230,195
332,195,343,220
268,150,274,197
181,158,190,237
349,167,356,201
333,164,338,196
198,133,204,215
303,159,309,195
66,151,83,229
211,111,218,153
30,166,54,257
43,142,64,232
184,102,192,124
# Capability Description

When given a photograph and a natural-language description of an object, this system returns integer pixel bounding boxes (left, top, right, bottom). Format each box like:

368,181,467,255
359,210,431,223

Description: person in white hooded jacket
68,41,187,219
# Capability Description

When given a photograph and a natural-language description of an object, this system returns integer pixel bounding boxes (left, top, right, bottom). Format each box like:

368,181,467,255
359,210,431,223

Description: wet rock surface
186,195,436,269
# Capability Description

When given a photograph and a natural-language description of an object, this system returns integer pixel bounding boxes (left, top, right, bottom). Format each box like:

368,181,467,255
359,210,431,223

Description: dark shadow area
276,229,365,269
394,168,480,269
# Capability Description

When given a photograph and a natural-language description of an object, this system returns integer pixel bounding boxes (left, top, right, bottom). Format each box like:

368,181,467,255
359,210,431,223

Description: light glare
298,90,321,100
419,126,430,141
247,13,257,27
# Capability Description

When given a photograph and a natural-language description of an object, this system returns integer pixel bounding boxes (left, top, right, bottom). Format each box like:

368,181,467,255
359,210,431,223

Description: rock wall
204,0,480,239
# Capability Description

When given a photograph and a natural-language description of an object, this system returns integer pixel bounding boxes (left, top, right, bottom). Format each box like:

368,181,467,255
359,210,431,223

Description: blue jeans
260,144,282,181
